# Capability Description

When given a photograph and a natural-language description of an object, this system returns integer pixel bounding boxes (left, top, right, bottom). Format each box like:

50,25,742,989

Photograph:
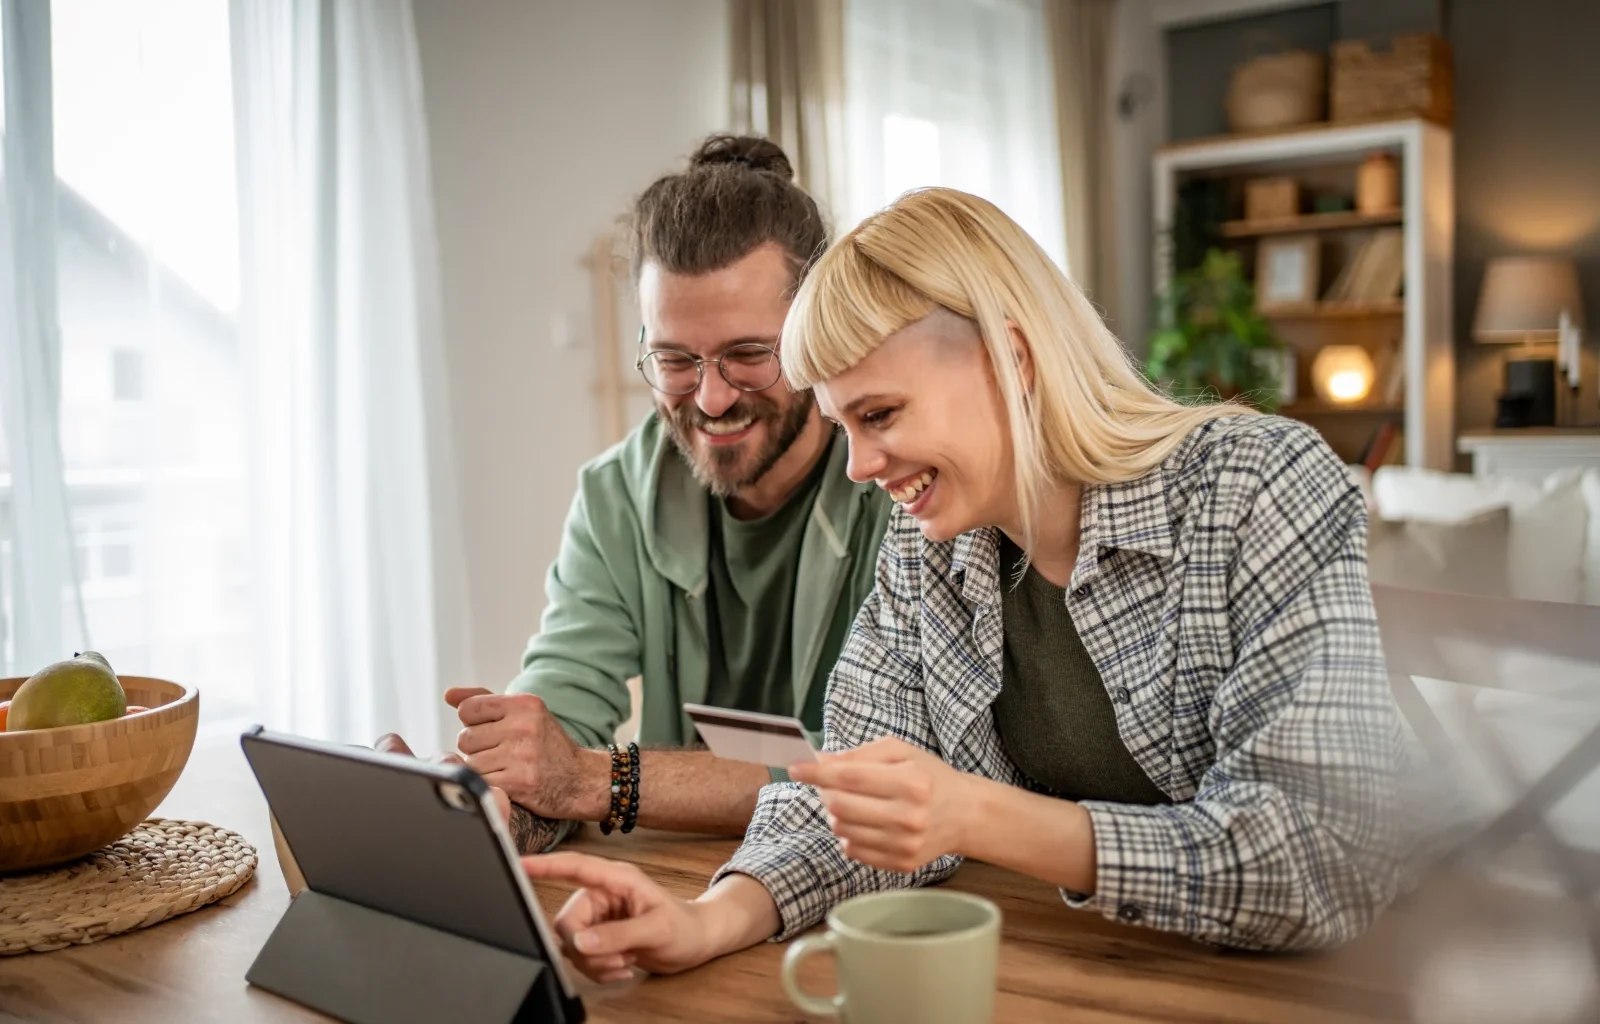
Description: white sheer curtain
0,0,88,675
230,0,468,750
842,0,1067,268
0,1,463,750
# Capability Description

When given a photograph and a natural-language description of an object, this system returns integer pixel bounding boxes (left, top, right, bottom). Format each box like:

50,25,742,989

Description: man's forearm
638,750,771,833
568,748,771,834
508,804,565,854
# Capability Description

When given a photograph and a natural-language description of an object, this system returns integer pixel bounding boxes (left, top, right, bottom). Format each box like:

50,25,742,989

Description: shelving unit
1280,399,1404,418
1219,209,1403,238
586,230,656,448
1264,301,1406,321
1153,117,1454,470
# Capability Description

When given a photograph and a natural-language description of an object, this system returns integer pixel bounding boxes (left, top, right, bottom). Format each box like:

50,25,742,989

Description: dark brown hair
627,134,829,292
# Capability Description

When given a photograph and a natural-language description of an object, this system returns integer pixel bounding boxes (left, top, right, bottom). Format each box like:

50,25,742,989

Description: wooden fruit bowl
0,676,198,873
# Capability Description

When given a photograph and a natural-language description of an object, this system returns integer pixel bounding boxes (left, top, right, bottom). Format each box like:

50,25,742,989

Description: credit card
683,702,819,768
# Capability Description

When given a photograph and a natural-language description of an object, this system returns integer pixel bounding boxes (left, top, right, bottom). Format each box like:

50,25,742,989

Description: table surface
2,739,1595,1024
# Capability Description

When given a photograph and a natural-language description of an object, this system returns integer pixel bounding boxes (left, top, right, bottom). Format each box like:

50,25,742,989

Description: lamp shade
1473,257,1585,343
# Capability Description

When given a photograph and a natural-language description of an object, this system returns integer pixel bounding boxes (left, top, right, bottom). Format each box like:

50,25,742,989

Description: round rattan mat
0,818,257,955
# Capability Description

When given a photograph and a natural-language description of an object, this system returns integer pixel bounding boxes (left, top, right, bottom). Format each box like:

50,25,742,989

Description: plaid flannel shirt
712,414,1405,951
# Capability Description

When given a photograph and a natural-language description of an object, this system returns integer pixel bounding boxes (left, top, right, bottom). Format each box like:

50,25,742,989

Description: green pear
8,651,127,731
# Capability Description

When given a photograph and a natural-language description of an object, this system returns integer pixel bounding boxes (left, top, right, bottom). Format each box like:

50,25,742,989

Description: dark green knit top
991,535,1170,806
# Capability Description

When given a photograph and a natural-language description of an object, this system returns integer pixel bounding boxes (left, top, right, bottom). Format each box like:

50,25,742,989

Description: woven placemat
0,818,257,955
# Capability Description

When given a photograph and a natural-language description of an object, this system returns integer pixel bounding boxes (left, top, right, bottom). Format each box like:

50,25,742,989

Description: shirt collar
949,465,1174,602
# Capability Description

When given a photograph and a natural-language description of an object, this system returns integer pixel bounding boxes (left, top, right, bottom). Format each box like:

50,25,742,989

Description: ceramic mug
782,889,1001,1023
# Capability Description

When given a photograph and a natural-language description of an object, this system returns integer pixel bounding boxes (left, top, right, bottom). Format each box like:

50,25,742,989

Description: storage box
1332,33,1453,125
1244,177,1300,221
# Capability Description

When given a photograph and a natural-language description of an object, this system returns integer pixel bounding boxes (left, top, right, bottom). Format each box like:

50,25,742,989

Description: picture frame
1255,235,1320,312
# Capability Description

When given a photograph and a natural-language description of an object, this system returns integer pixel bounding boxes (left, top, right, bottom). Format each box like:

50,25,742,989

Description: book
1323,228,1405,306
1360,421,1400,472
1382,350,1406,406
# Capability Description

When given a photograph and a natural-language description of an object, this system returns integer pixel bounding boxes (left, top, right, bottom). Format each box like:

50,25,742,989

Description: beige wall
413,0,731,691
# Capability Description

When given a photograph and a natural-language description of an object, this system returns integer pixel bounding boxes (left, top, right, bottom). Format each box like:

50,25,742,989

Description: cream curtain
1047,0,1118,317
730,0,847,227
840,0,1067,268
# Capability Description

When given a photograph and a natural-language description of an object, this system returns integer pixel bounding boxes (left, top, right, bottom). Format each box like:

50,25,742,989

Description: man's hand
789,736,980,874
446,688,608,821
374,732,513,824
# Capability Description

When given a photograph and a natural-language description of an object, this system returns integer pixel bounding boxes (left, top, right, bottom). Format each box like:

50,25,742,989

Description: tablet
241,726,584,1022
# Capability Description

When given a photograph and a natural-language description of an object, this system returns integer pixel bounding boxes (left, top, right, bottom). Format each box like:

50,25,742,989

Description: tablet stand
248,890,580,1023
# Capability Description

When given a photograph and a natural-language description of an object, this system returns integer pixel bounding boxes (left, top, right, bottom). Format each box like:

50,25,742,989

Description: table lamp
1310,345,1375,404
1473,257,1585,427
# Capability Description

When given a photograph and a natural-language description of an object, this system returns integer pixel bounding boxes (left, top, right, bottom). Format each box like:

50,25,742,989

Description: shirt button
1117,903,1143,924
1077,583,1092,597
1113,686,1131,704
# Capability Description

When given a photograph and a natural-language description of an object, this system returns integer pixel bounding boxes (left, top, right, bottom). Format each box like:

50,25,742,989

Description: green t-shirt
704,455,839,725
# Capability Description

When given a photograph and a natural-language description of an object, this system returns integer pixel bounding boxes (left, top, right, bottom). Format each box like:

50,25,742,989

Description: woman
524,188,1404,981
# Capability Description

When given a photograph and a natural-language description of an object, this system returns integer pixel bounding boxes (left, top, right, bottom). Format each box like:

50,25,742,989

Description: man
383,134,890,852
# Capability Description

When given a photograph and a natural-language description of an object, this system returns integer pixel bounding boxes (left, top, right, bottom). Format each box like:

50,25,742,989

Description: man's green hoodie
509,414,891,755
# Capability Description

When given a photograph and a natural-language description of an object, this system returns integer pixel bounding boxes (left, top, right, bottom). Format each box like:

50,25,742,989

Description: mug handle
781,932,843,1017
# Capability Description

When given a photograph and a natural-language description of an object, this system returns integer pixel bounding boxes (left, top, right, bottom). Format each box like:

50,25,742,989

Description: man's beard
663,390,815,498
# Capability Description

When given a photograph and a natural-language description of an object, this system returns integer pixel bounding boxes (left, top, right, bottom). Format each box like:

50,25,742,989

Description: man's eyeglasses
635,326,783,396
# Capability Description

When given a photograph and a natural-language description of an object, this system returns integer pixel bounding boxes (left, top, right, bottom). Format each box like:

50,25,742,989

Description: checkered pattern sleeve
1066,426,1405,950
710,512,962,940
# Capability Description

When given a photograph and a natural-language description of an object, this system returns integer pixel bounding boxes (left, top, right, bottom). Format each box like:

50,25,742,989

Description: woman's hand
523,852,717,982
789,737,980,873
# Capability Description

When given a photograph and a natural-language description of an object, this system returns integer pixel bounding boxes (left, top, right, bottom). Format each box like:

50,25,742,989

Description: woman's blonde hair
781,187,1250,548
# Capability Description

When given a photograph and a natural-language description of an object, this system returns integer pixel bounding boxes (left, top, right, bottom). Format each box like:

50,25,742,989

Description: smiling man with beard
385,136,892,853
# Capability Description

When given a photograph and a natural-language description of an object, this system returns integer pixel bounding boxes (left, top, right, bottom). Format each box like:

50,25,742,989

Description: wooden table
2,739,1595,1023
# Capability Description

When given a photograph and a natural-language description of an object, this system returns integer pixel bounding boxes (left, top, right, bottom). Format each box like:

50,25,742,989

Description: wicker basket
1226,48,1326,133
1332,33,1453,125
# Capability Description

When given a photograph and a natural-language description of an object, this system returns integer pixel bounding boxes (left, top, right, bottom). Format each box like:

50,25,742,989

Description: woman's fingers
815,787,926,832
833,736,918,762
579,953,631,975
551,887,609,943
572,910,671,958
523,852,648,893
791,759,911,799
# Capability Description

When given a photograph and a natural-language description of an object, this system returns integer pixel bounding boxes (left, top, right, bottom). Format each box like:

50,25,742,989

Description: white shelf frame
1153,118,1455,470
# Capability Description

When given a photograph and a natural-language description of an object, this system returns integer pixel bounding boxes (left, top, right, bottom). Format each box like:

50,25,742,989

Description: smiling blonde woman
522,188,1406,979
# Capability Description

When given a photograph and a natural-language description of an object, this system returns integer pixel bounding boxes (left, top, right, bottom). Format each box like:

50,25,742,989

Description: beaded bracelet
621,742,640,834
600,742,641,835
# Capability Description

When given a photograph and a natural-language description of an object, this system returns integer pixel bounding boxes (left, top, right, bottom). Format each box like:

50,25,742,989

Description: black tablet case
241,727,585,1024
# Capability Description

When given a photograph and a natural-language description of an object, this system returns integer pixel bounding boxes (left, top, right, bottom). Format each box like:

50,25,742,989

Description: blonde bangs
780,225,937,391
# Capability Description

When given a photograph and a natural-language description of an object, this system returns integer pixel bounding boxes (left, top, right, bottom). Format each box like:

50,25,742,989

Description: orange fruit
0,701,8,731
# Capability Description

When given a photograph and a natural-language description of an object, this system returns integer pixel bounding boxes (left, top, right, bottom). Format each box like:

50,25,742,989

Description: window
843,0,1067,269
111,349,144,402
1,1,253,721
1,7,13,671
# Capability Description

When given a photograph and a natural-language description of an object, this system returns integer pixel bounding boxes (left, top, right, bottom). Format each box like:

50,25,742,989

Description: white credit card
683,703,819,768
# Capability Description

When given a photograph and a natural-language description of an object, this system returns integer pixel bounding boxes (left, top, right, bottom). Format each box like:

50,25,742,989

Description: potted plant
1145,248,1289,411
